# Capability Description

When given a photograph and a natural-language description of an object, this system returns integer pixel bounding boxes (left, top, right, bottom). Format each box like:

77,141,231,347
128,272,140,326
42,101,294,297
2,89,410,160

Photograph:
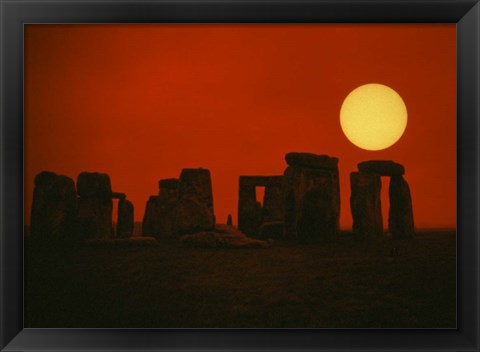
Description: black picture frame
1,0,479,351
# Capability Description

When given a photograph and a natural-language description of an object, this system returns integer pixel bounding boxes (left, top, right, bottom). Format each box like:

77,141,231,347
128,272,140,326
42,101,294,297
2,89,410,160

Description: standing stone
76,172,113,239
178,169,214,214
111,192,126,200
30,171,77,240
227,214,233,226
77,172,112,198
117,199,134,238
142,196,160,235
238,176,284,238
283,153,340,243
350,172,383,240
262,184,284,222
159,178,179,191
156,178,179,238
175,168,215,234
389,175,414,239
238,178,264,237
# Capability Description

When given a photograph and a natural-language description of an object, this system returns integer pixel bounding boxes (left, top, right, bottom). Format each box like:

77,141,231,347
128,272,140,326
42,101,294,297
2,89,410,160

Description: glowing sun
340,83,408,151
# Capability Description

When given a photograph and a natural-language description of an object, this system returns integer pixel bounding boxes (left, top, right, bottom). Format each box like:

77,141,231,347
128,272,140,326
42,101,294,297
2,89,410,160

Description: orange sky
24,24,456,229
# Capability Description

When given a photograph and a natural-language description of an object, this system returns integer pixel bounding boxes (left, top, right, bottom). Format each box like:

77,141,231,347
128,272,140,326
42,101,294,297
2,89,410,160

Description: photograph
23,23,456,328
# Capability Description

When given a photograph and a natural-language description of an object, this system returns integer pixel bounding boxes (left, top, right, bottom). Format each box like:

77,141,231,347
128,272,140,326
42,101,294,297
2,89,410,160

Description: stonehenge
112,191,134,237
31,171,134,241
238,176,284,238
237,153,340,243
141,185,179,238
30,155,415,244
350,172,383,239
176,168,215,234
30,171,77,240
141,168,215,237
358,160,405,176
142,196,161,236
389,175,414,239
76,172,114,239
117,199,134,238
283,153,340,243
350,160,414,240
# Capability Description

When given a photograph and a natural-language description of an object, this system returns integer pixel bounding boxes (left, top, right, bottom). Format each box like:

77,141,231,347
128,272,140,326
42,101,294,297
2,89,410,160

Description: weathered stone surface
238,175,284,237
297,185,336,243
238,176,283,187
77,197,113,239
285,152,338,170
175,169,215,234
111,192,126,199
76,172,113,239
117,199,134,238
258,221,284,240
77,172,112,198
389,175,414,239
30,171,77,240
174,199,215,234
358,160,405,176
350,172,383,239
227,214,233,226
158,178,179,191
262,184,284,222
238,185,263,236
178,169,214,213
142,179,180,237
283,158,340,243
142,196,160,235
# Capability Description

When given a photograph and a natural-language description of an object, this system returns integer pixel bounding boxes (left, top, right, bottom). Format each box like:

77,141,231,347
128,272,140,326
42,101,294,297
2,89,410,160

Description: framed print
1,0,479,351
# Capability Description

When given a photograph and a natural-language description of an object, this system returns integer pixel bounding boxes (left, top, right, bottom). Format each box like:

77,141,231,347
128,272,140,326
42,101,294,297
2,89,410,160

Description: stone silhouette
159,178,179,190
111,192,126,200
263,184,284,223
142,195,160,235
117,198,134,238
389,175,414,239
285,152,339,170
350,172,383,239
175,168,215,234
238,176,283,237
76,172,113,239
227,214,233,226
283,153,340,243
30,171,77,240
350,160,414,240
358,160,405,176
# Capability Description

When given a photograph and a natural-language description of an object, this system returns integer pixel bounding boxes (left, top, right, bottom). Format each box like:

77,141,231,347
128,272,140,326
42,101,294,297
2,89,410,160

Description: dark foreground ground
25,230,456,328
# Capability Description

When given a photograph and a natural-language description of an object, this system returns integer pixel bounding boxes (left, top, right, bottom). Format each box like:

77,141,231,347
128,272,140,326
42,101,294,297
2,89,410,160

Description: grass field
25,229,456,328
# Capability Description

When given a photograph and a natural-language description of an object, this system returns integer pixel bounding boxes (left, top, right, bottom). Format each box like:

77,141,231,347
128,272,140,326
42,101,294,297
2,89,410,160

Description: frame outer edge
1,0,480,351
458,1,480,350
1,1,25,350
